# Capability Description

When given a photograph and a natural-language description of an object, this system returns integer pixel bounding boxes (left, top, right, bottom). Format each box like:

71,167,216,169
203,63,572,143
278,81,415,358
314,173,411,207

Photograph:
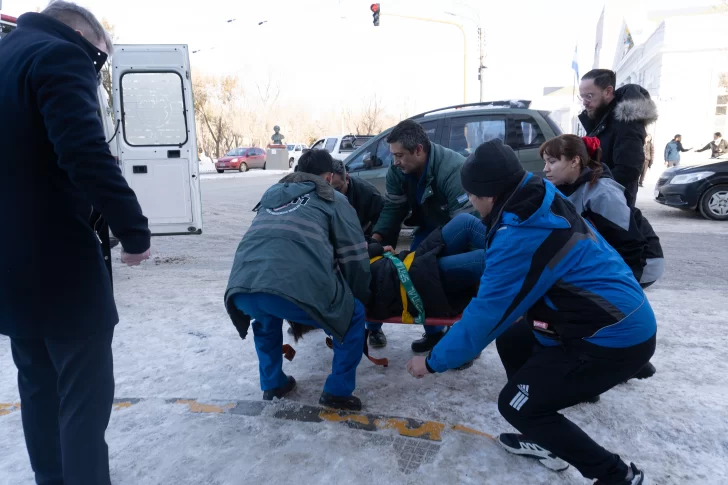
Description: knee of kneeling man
451,212,474,224
497,385,530,423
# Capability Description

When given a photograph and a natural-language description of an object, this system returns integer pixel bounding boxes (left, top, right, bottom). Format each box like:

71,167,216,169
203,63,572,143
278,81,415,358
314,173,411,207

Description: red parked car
215,147,267,173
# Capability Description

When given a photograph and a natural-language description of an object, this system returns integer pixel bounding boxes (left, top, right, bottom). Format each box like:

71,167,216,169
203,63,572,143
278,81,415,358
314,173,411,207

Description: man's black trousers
495,319,655,484
623,179,639,208
10,327,115,485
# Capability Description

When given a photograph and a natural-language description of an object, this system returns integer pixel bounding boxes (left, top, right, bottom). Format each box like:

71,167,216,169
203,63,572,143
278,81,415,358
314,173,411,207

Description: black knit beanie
460,139,526,197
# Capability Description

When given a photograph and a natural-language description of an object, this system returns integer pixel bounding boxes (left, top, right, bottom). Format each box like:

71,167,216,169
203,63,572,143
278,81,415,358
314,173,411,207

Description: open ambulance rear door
111,44,202,235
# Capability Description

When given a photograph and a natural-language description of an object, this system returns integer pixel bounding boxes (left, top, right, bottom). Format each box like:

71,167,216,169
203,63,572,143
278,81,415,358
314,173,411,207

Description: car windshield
225,148,246,156
352,136,373,148
286,145,295,150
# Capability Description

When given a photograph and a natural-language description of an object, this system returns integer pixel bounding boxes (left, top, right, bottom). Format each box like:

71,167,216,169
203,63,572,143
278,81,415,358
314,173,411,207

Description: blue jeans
367,214,487,334
233,293,365,397
437,213,487,293
410,226,435,251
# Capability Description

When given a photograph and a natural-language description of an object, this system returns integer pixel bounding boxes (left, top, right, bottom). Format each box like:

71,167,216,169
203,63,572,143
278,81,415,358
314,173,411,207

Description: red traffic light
370,3,379,13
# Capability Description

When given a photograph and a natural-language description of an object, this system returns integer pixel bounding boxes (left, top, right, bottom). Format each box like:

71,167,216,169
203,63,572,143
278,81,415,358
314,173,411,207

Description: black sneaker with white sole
498,433,569,471
594,463,644,485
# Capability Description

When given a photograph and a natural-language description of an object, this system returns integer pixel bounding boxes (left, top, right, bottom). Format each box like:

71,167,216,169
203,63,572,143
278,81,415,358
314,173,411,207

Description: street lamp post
445,10,485,102
478,27,486,102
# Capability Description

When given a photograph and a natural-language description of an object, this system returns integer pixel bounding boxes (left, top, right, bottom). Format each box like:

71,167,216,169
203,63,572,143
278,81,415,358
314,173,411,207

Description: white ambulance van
2,14,203,236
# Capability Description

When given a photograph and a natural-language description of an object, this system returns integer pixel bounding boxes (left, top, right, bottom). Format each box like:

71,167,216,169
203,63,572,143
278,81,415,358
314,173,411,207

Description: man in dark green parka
371,120,477,354
225,150,371,411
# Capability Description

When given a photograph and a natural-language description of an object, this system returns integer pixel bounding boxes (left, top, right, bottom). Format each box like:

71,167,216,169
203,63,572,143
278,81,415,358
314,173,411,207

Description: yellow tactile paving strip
1,398,496,444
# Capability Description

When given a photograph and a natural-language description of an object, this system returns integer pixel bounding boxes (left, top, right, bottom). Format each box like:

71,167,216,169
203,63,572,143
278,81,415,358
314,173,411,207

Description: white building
535,86,585,135
593,2,728,162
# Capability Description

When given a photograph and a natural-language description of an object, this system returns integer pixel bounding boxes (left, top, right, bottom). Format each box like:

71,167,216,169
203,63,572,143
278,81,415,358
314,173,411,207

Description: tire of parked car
289,158,294,168
216,169,224,174
699,184,728,221
263,162,266,170
239,162,248,173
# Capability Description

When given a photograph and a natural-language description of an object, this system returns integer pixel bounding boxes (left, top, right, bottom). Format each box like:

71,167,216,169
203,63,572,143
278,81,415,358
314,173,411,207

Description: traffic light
371,3,380,26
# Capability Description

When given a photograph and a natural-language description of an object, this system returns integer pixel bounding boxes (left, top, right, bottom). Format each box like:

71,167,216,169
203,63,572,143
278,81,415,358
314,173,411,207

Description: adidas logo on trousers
510,384,529,411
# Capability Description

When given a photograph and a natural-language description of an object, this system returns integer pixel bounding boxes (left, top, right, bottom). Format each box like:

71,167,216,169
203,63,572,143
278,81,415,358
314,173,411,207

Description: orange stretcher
365,315,460,326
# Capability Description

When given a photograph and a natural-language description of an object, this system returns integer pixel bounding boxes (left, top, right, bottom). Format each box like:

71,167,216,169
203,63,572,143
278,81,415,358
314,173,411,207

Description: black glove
225,297,251,340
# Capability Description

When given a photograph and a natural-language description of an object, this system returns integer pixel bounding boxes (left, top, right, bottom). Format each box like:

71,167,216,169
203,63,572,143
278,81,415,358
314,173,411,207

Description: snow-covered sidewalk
201,169,290,181
1,176,727,484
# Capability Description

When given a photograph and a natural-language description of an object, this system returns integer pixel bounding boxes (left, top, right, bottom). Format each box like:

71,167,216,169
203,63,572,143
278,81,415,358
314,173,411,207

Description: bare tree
192,73,244,159
344,95,387,135
253,73,282,145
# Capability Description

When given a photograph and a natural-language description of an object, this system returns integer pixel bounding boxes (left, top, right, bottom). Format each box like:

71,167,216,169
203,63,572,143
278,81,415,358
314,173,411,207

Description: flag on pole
624,26,634,50
571,45,579,80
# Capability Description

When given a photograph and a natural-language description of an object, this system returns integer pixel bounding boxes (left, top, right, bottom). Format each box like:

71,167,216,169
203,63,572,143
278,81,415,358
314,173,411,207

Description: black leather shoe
411,330,446,353
580,395,600,404
263,376,296,401
453,352,482,371
621,362,657,385
368,329,387,348
319,392,362,411
632,362,656,380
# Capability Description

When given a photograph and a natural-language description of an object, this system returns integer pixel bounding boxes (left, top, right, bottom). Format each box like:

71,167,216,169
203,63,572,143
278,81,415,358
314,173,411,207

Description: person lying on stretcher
365,215,487,321
289,212,489,339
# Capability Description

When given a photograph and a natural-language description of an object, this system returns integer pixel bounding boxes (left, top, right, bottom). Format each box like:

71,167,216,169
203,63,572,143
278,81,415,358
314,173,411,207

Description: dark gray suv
343,100,563,194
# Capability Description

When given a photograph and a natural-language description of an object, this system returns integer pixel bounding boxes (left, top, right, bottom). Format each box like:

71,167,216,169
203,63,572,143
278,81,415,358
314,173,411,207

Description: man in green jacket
371,120,476,354
225,150,371,411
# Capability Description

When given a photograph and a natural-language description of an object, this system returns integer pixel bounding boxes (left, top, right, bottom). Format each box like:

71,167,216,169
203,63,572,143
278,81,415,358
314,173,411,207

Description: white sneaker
498,433,569,471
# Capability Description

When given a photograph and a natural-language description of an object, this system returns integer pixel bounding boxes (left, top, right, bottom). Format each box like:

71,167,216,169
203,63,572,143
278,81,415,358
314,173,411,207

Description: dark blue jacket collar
17,12,108,73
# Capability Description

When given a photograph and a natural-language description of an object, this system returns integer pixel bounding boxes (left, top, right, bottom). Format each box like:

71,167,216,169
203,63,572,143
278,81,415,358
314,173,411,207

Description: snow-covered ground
198,154,217,174
200,169,290,181
1,170,727,485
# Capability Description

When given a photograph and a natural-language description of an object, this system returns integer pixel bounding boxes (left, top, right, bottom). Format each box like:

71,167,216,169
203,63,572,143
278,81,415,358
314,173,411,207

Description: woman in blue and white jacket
541,134,663,381
541,134,664,289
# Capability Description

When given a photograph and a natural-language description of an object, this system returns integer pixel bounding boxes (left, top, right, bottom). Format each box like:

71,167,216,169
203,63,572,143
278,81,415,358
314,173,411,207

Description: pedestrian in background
0,2,152,484
639,134,654,187
664,134,692,168
696,132,728,158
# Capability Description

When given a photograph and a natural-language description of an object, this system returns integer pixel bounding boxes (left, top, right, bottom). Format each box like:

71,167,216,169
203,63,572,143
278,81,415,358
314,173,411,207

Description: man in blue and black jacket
406,139,655,485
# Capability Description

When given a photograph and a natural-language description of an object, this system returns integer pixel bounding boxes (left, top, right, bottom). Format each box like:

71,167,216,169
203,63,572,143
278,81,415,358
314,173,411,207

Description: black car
654,158,728,220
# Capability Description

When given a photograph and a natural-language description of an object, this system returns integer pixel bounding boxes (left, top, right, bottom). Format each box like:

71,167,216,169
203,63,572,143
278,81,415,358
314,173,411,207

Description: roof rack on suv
408,100,532,120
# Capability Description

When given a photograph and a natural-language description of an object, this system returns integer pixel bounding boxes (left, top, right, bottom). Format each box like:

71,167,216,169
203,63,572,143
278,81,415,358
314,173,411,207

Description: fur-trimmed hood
579,83,658,133
612,84,658,124
578,84,656,200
